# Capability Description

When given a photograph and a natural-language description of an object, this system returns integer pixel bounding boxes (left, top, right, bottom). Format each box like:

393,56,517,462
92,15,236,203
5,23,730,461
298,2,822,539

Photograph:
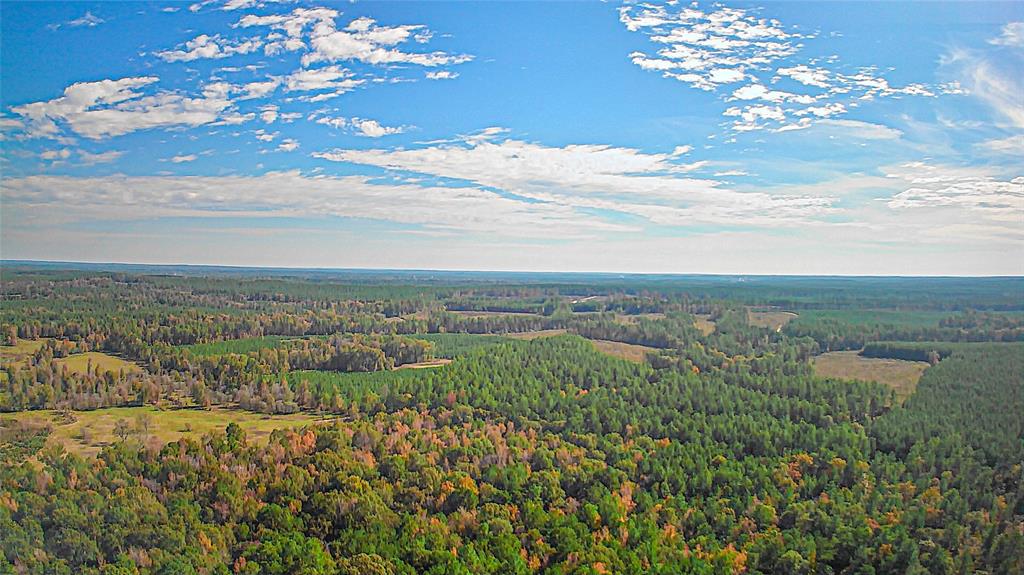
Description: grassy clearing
0,338,50,369
0,406,329,458
694,315,716,336
748,309,799,331
615,313,667,325
54,351,141,376
588,339,656,363
447,310,542,318
396,359,452,370
812,350,929,402
505,329,568,340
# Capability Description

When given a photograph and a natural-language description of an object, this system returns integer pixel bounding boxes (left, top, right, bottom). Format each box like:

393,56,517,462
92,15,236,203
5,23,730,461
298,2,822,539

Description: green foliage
1,267,1021,574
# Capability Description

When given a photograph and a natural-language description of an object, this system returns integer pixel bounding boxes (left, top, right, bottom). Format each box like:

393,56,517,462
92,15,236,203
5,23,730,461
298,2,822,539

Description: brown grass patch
812,350,928,402
615,313,667,325
0,406,330,458
747,309,798,331
448,310,542,318
588,339,656,363
694,315,716,336
505,329,568,340
395,359,452,370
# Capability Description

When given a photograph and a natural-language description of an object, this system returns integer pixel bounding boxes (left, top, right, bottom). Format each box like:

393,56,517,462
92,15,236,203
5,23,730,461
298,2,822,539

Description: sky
0,1,1021,275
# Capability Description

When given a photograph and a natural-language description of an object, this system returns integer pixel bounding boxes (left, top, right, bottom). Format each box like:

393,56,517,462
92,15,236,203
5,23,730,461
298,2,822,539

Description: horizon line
3,259,1022,280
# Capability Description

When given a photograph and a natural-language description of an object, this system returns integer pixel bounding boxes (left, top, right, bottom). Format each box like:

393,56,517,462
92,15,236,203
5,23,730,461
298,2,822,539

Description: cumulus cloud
170,154,198,163
156,34,262,62
315,115,408,137
425,70,459,80
277,138,299,152
9,77,236,139
237,8,472,68
283,65,364,96
314,129,836,227
621,3,945,132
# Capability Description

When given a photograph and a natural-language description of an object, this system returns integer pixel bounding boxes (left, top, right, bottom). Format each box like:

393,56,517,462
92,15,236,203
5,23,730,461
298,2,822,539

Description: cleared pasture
588,339,657,363
505,329,568,340
0,406,328,458
54,352,141,376
812,350,929,402
748,309,799,331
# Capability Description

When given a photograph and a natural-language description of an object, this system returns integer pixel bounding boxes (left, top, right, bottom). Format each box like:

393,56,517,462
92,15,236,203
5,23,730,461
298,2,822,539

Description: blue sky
1,1,1021,275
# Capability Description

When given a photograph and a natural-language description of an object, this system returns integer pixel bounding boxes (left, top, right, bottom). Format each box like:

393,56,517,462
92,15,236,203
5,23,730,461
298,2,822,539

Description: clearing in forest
396,359,452,369
588,339,656,363
748,309,799,331
614,312,667,324
812,350,929,402
694,315,716,336
54,351,141,376
0,406,329,458
505,329,568,340
447,309,542,317
0,338,50,369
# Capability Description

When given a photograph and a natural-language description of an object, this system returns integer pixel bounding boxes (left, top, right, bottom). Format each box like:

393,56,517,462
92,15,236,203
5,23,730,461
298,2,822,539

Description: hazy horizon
2,1,1022,275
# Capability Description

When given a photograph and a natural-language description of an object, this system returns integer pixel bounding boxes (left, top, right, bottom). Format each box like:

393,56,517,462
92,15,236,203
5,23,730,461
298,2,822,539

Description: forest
0,264,1021,574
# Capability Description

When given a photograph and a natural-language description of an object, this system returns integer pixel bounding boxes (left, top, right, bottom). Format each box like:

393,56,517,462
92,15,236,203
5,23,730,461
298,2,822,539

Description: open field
615,312,667,324
589,339,657,363
505,329,568,340
0,406,329,458
748,309,799,331
0,338,50,369
447,309,542,318
812,350,929,402
396,359,452,369
694,314,716,336
54,351,141,376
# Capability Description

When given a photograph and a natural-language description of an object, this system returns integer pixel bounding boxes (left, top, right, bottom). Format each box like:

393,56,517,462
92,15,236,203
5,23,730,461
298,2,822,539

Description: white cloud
815,119,903,140
260,105,279,123
351,118,406,137
777,65,830,88
9,77,236,139
943,48,1024,129
237,8,473,69
283,65,364,94
40,149,72,161
621,3,946,132
885,162,1024,221
978,134,1024,154
314,130,836,227
989,22,1024,47
170,154,198,163
68,11,104,28
239,79,281,100
277,138,299,152
1,171,630,237
425,70,459,80
78,150,124,165
156,34,262,62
